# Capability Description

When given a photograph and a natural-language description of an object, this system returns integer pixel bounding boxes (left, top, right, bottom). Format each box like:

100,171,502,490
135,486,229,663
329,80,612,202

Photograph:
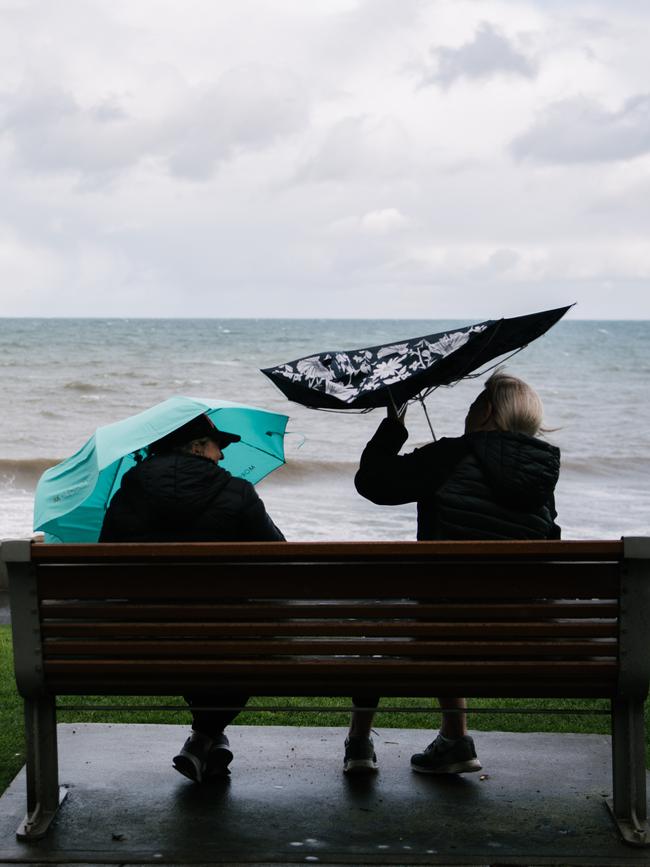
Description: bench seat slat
42,638,618,658
40,620,619,638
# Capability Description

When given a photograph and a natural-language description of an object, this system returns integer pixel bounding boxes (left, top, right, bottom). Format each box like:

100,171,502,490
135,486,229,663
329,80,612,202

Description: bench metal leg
17,696,67,840
606,697,650,846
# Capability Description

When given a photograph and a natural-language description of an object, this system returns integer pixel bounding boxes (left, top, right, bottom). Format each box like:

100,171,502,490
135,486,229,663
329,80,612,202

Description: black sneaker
343,735,378,774
173,732,233,783
410,734,482,774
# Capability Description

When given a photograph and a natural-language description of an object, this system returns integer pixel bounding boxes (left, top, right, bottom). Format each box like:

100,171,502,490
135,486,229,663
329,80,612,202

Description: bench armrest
4,542,46,697
619,538,650,698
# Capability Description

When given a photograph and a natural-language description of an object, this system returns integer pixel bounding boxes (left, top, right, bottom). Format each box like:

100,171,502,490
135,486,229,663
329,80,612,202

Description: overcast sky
1,0,649,319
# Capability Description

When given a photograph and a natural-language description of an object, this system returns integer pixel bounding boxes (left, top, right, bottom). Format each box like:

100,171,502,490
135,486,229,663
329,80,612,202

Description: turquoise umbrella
34,396,289,543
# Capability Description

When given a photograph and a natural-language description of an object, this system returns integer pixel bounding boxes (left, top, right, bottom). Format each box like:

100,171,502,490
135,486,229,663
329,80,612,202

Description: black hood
120,452,232,522
467,430,560,509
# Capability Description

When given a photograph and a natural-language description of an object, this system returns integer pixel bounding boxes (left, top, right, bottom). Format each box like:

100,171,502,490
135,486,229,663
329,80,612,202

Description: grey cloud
90,100,129,123
471,248,521,280
0,80,166,177
421,22,537,88
167,65,309,180
296,115,410,183
0,65,310,181
511,94,650,163
326,0,426,56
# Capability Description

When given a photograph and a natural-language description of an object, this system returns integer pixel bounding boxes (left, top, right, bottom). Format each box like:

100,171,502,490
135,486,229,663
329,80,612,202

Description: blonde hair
482,370,544,436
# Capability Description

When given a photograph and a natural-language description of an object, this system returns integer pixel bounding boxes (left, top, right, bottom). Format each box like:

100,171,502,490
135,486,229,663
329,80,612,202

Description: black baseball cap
149,414,241,454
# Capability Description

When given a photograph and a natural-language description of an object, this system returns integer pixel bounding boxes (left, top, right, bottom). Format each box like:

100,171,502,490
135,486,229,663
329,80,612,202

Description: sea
0,317,648,542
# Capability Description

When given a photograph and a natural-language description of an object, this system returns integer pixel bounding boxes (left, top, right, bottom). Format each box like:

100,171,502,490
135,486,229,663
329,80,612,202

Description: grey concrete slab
0,724,648,866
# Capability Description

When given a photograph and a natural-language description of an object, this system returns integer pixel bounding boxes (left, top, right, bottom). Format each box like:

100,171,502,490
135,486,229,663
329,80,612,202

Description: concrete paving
1,724,649,866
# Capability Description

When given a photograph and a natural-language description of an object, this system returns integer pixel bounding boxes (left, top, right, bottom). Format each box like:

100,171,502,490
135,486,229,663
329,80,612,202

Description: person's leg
410,695,481,775
173,693,249,783
344,695,380,773
348,694,378,738
438,696,467,739
184,692,249,737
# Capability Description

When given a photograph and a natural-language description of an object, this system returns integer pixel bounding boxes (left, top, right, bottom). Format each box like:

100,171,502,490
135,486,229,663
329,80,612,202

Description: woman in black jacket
343,372,560,775
100,414,284,783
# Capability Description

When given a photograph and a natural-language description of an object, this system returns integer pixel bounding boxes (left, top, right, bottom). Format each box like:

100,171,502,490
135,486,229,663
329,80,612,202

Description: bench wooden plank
48,676,618,699
44,658,618,677
40,600,620,620
42,638,619,658
40,620,619,638
31,539,624,561
36,564,620,599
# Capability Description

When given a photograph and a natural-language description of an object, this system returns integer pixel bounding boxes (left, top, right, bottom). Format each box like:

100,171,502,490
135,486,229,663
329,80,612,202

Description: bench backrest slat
43,654,620,702
36,562,620,599
42,638,618,658
30,540,624,561
41,620,618,638
40,600,619,621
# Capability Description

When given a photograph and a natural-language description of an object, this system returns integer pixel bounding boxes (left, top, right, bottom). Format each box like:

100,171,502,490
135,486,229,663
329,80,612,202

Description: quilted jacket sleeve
354,418,468,505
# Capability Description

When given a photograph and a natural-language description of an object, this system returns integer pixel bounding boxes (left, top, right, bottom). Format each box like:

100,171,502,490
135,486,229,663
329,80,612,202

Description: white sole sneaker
173,750,204,782
411,758,482,774
344,757,379,774
172,733,233,783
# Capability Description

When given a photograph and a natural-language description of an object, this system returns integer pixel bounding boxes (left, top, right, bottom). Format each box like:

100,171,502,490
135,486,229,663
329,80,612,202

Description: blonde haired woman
345,371,561,774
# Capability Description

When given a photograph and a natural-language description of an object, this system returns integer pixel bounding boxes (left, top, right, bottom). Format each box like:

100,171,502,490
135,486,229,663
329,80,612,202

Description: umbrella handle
416,395,437,441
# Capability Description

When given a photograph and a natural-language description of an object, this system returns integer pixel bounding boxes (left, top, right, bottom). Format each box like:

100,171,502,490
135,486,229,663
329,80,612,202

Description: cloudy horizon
1,0,649,319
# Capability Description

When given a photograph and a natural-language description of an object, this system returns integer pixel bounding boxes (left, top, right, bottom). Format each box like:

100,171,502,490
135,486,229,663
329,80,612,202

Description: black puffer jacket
354,419,560,540
99,452,284,543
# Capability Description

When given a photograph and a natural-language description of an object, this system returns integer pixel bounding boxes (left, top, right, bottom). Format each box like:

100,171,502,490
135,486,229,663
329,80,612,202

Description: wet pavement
0,723,648,866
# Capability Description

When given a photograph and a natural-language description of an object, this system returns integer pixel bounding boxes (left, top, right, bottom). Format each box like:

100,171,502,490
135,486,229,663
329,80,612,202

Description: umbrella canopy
261,305,571,411
34,396,289,543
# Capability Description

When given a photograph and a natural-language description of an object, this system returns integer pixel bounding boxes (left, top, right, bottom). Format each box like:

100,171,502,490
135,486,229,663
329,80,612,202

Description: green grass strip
1,624,649,795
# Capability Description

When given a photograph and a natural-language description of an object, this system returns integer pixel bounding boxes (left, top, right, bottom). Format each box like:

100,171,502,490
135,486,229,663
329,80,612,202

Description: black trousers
184,693,380,737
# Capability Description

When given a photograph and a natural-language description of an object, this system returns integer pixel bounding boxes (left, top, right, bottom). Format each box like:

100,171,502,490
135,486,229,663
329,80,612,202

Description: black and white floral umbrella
261,305,571,412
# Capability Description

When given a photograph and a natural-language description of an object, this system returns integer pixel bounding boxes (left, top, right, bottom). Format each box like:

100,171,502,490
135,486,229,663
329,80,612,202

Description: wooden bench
3,537,650,846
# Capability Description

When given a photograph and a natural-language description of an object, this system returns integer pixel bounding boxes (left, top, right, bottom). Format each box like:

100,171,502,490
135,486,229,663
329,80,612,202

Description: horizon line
1,314,648,322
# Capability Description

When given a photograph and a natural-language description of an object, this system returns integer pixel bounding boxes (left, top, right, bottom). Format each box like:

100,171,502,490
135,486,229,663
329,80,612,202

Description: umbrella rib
452,317,506,384
386,387,403,416
303,405,373,415
411,323,521,436
445,344,528,387
439,306,567,388
413,337,528,435
416,394,437,441
411,318,507,401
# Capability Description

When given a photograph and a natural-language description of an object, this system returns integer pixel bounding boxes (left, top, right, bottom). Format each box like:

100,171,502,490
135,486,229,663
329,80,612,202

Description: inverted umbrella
261,305,571,411
34,396,289,543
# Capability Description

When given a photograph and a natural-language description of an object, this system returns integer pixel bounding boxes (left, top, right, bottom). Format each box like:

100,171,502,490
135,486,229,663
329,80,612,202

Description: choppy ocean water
0,317,648,541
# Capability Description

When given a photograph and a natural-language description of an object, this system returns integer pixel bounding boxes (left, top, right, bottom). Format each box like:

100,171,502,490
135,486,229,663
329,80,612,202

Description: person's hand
387,402,407,425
